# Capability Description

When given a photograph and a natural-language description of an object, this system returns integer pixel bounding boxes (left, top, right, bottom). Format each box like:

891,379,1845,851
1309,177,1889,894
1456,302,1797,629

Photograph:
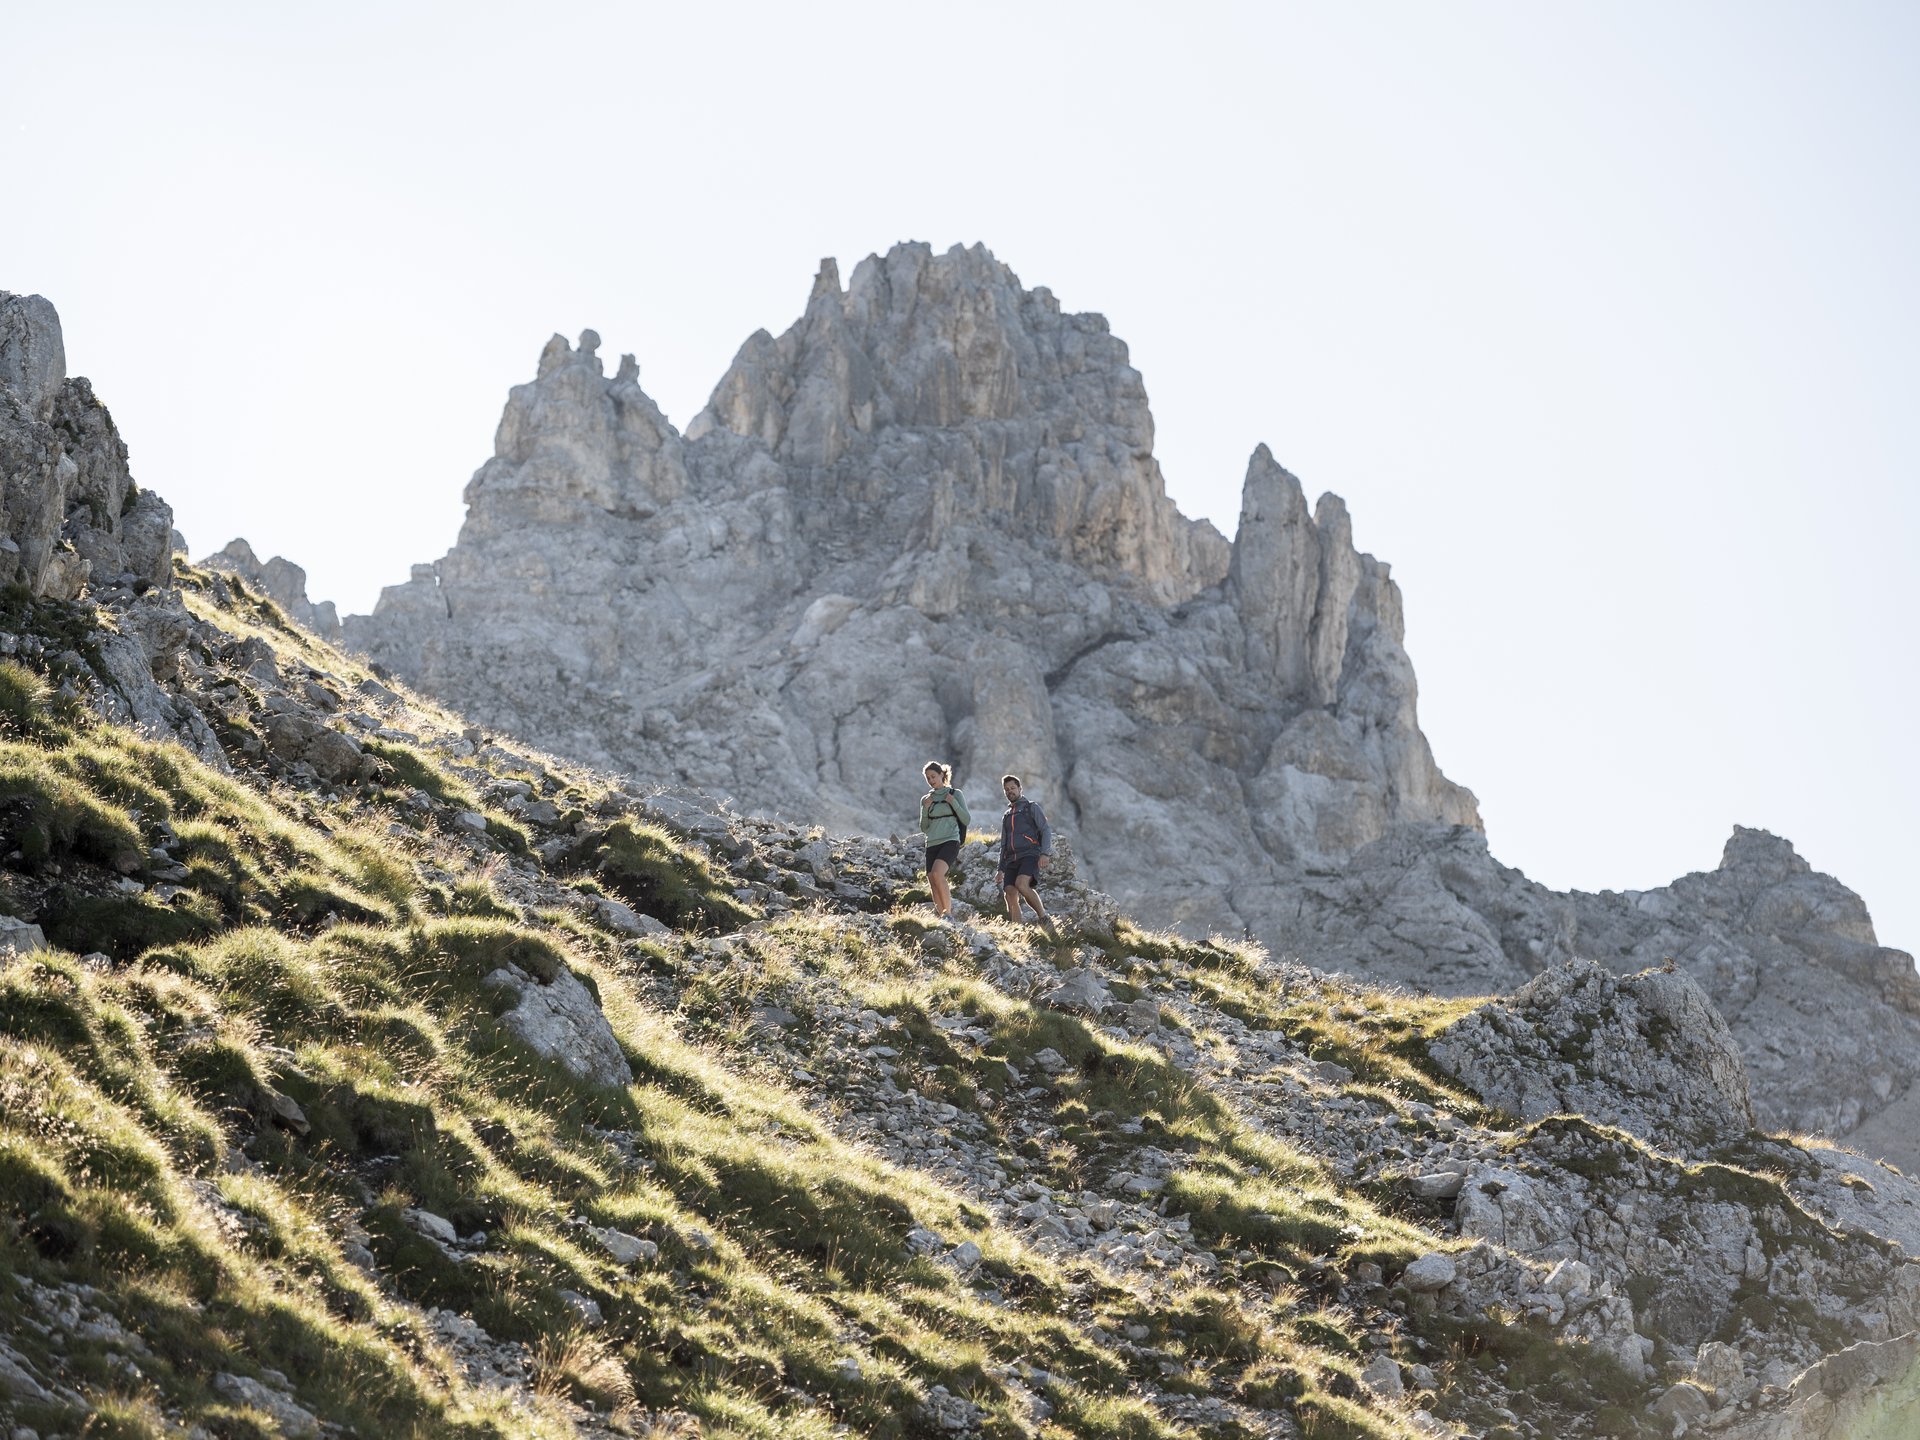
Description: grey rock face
1430,958,1755,1154
199,537,342,641
0,295,226,765
338,243,1914,1167
0,291,65,414
1,291,172,598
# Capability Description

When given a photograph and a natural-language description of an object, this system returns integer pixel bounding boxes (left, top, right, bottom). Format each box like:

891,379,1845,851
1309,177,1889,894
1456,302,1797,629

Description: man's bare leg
1002,882,1022,921
1015,875,1055,931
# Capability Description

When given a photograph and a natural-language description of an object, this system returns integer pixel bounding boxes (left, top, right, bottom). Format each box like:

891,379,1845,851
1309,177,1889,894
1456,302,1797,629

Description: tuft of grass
0,657,57,739
1,729,417,958
532,1327,636,1410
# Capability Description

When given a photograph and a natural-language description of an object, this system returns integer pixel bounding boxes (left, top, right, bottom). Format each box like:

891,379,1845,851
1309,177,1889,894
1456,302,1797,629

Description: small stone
592,1227,658,1266
948,1240,983,1272
1650,1381,1712,1429
591,896,646,934
557,1290,603,1326
1051,967,1111,1015
1401,1252,1456,1293
1543,1258,1591,1299
453,810,490,834
1407,1170,1465,1199
0,917,47,957
1694,1341,1745,1402
1360,1354,1405,1400
403,1208,459,1246
266,1091,310,1136
920,1384,984,1432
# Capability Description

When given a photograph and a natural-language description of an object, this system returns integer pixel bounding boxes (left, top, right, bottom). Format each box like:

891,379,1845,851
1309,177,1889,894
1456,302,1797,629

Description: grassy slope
0,572,1695,1440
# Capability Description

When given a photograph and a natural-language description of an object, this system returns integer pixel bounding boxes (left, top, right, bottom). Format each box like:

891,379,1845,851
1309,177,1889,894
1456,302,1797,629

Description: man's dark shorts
925,840,960,870
1000,853,1041,886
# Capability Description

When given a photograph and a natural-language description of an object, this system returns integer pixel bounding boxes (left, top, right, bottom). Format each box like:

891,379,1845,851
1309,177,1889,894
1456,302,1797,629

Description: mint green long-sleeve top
919,786,971,846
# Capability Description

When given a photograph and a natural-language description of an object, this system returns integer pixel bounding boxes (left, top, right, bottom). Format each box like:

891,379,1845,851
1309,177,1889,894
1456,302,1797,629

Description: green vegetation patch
563,819,755,933
0,726,416,958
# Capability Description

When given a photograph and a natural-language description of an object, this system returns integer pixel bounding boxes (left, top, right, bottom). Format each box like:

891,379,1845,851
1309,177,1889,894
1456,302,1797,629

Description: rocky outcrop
480,957,632,1090
1283,824,1920,1165
199,538,342,641
1,291,173,600
1429,958,1755,1154
1724,1333,1920,1440
0,293,226,765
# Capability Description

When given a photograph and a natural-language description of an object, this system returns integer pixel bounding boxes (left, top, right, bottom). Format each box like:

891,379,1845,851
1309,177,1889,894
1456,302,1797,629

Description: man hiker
997,773,1056,932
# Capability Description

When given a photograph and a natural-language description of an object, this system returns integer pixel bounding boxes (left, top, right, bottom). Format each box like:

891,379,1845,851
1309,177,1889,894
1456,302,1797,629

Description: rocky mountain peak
477,326,688,525
199,537,342,643
1227,443,1372,708
685,240,1226,602
347,242,1468,882
1721,823,1814,882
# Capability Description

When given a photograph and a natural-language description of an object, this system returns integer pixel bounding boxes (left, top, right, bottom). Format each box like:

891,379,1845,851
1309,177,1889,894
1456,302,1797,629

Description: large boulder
480,960,632,1090
1429,957,1755,1152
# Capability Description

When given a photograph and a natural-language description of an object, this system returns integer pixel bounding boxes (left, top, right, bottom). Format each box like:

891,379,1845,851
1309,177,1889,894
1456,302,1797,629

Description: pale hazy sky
6,2,1916,953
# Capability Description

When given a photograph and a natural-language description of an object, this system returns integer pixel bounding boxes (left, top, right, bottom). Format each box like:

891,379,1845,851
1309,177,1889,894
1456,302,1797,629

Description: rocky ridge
198,537,342,643
334,245,1918,1172
4,289,1920,1439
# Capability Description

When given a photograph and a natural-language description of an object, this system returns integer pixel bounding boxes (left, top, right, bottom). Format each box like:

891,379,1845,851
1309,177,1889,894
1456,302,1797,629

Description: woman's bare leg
929,859,951,916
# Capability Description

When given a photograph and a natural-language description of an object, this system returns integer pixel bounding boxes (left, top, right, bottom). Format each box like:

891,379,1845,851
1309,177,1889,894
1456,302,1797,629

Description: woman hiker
918,761,970,920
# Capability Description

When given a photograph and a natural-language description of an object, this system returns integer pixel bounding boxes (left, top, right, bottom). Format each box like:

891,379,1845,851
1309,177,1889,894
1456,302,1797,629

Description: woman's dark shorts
925,840,960,871
999,854,1041,885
